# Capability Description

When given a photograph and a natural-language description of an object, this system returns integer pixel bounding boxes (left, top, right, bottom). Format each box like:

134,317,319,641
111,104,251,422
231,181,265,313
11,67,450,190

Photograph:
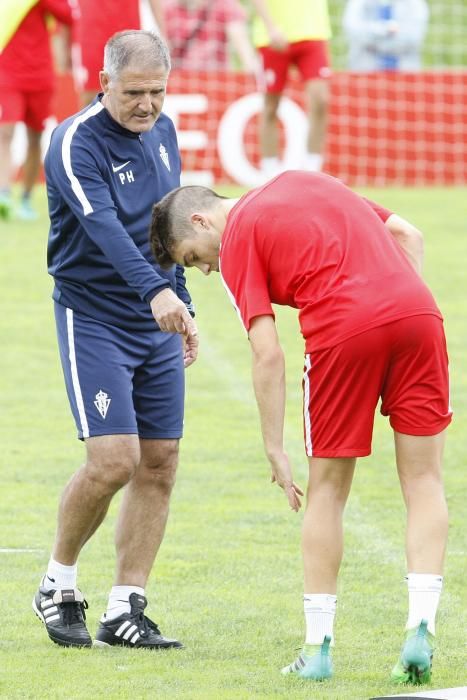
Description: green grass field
1,185,466,699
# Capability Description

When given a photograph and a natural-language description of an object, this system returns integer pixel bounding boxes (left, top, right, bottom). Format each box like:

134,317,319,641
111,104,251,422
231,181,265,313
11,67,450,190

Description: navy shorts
55,303,185,440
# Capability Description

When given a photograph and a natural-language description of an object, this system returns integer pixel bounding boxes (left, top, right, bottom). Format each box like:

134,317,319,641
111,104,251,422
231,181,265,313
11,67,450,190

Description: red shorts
0,88,52,131
258,40,331,93
302,315,452,458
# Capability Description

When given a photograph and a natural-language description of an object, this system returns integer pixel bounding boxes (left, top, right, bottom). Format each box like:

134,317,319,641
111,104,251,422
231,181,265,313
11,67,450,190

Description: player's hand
269,450,304,512
151,288,193,334
182,321,199,368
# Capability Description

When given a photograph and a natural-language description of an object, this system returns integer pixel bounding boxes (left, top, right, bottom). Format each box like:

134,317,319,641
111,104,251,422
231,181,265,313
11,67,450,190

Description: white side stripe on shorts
66,308,90,438
303,354,313,456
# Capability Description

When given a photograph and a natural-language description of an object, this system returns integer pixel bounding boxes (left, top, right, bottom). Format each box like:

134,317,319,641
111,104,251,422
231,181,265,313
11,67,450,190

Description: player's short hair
104,30,171,80
150,186,226,269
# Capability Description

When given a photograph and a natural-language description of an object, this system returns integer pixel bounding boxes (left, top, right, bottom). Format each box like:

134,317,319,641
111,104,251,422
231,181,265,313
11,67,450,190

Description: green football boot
281,635,333,681
391,619,434,684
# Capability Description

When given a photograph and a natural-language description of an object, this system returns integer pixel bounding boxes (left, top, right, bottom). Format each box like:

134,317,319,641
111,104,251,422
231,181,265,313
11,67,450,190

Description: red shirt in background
164,0,246,70
73,0,141,92
220,171,441,353
0,0,76,91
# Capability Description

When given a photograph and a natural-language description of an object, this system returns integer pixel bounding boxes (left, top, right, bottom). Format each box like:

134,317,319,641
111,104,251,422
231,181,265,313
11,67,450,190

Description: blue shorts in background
54,302,185,440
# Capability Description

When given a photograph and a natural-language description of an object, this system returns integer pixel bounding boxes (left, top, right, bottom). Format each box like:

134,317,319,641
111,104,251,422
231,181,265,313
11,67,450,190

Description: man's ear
99,71,110,94
191,212,208,229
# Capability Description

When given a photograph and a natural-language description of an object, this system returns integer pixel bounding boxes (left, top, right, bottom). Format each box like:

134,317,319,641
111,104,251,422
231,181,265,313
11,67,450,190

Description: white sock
42,557,78,591
105,585,145,620
406,573,443,635
260,156,281,177
302,152,323,172
304,593,337,646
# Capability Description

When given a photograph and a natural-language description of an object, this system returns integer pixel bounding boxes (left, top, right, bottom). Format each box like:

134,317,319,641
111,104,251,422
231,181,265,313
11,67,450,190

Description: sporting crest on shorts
94,389,111,419
159,144,171,171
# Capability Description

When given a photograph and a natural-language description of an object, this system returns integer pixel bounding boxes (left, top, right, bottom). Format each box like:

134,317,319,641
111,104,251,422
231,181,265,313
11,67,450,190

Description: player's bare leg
392,430,448,684
302,78,330,172
33,434,139,647
259,92,282,177
283,457,355,680
114,438,178,587
94,438,182,649
395,430,448,573
0,123,15,219
53,434,140,564
302,457,356,592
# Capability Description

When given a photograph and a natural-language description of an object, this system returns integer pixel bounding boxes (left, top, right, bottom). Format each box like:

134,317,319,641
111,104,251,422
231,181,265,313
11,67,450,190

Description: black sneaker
32,585,92,648
94,592,183,649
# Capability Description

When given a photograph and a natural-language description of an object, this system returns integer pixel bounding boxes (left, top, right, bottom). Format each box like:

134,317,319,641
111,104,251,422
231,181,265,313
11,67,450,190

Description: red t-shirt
75,0,140,48
164,0,246,70
0,0,75,91
220,171,442,353
73,0,141,91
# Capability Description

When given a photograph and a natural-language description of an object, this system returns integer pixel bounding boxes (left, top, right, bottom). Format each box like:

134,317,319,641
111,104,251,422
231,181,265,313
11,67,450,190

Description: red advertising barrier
50,69,467,187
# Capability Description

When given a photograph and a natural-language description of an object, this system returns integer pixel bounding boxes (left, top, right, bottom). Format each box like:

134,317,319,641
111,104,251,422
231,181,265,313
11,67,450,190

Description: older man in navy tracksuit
33,29,198,650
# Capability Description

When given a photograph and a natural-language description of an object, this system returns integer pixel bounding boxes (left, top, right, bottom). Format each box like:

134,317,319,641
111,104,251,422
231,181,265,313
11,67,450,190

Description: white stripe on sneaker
44,606,59,617
129,630,140,644
115,621,131,637
41,599,54,608
46,614,61,623
123,624,138,641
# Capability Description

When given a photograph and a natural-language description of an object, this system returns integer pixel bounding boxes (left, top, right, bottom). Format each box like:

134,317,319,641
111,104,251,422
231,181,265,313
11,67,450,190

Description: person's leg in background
0,88,20,219
257,45,289,179
0,122,15,219
296,41,331,172
303,78,330,172
17,90,52,220
18,126,42,220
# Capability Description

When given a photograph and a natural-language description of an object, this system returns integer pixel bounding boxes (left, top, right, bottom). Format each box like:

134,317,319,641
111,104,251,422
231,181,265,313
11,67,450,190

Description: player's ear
99,71,110,93
191,213,208,230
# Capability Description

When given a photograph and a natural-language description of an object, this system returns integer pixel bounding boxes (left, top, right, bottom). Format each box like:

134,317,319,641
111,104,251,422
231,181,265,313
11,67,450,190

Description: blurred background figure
158,0,257,73
73,0,165,106
250,0,332,179
343,0,430,71
0,0,77,221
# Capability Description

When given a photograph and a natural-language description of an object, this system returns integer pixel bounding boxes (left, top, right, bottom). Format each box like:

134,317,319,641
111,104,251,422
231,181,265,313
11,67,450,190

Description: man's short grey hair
103,30,171,81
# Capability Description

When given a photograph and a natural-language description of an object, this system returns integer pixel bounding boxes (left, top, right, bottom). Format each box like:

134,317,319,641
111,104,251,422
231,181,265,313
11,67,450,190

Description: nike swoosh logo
111,160,131,173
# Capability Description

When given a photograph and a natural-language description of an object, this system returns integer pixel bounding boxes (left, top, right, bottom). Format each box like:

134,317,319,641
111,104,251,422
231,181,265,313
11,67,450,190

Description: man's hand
150,288,199,367
151,288,192,333
269,450,304,512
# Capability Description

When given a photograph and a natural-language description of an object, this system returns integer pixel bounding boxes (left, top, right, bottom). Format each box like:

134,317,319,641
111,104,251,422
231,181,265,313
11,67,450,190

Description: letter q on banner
217,93,308,187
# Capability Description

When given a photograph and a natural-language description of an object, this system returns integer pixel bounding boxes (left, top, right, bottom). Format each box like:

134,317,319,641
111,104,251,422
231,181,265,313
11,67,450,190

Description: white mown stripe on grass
199,335,255,405
0,548,44,553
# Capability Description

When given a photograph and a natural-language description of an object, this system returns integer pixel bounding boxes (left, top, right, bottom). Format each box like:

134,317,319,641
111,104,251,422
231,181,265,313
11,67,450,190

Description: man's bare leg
392,430,448,683
302,456,356,593
114,438,179,587
52,435,141,565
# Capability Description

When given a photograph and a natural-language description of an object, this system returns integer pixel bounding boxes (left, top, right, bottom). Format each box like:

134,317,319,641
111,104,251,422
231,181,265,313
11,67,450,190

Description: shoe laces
133,609,161,638
60,599,88,626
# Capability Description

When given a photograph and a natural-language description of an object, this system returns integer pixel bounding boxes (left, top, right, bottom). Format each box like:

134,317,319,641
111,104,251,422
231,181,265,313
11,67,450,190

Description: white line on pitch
0,548,44,553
